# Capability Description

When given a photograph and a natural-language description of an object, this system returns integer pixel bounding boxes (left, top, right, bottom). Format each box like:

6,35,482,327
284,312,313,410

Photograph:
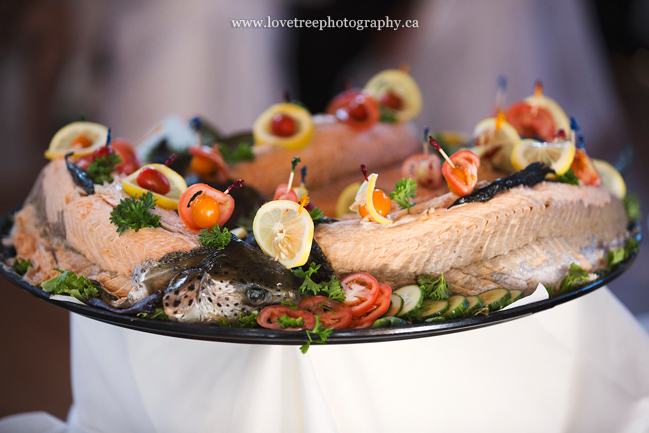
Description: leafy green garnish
300,315,333,354
608,248,625,269
216,312,259,327
12,258,32,276
277,315,305,329
137,308,170,321
309,207,324,222
219,143,255,165
557,263,590,295
607,237,639,271
390,178,417,214
41,268,100,302
86,152,121,184
321,276,345,302
293,263,345,302
556,169,579,186
417,274,451,300
623,193,641,222
199,226,231,249
625,237,640,258
109,191,161,235
281,300,299,310
379,106,398,123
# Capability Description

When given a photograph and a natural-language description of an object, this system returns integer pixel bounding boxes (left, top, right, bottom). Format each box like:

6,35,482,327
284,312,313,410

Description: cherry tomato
92,145,114,160
190,193,221,229
110,139,140,175
326,89,380,130
257,305,316,330
188,146,229,183
441,150,480,196
178,184,235,230
504,102,556,141
380,91,404,111
271,114,297,137
298,296,353,329
273,184,299,202
401,154,444,189
137,167,171,195
359,189,391,219
341,273,380,316
349,283,392,328
71,134,93,149
570,149,601,186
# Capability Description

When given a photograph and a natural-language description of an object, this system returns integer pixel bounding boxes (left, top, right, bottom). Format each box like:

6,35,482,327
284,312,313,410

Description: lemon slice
252,200,314,268
122,164,188,210
593,159,626,199
473,117,521,172
253,103,314,150
523,94,571,134
336,182,362,218
364,69,422,122
366,174,393,225
45,121,109,159
510,139,575,175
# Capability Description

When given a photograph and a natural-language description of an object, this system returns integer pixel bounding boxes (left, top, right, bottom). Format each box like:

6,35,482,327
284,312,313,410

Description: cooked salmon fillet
229,115,420,197
314,182,628,292
11,159,200,299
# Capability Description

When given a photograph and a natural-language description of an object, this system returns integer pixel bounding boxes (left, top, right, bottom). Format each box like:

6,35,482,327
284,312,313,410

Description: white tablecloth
3,287,649,433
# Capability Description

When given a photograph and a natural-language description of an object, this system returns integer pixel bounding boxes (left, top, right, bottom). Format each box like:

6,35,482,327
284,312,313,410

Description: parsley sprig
277,315,305,328
137,308,170,321
13,258,32,276
418,273,451,300
110,191,161,235
41,268,100,302
293,263,345,302
86,153,121,184
219,143,255,165
199,226,231,249
300,315,334,354
557,263,590,295
309,207,324,222
390,178,417,214
556,169,579,186
215,311,259,328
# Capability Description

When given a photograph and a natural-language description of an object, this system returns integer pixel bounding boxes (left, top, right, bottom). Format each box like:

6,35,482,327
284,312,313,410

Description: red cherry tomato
348,283,392,329
178,184,235,230
188,146,230,183
190,193,221,229
326,89,380,130
111,139,140,175
257,305,316,330
504,102,556,141
570,149,601,186
137,167,171,195
273,184,299,202
341,273,380,316
380,92,404,111
298,296,353,329
271,114,297,137
92,145,114,160
441,150,481,196
359,189,391,219
401,154,444,189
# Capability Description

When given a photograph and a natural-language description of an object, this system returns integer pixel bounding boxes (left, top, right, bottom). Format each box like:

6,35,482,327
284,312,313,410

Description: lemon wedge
593,159,626,199
366,173,393,225
364,69,422,122
253,200,314,268
253,103,314,150
122,164,188,210
45,121,109,159
336,182,362,218
473,117,521,173
510,139,575,175
523,94,571,134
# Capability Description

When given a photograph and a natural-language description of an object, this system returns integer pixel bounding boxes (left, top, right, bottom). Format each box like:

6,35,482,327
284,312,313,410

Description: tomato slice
441,150,480,196
257,305,316,331
570,149,601,186
298,296,352,329
401,153,444,189
111,139,140,175
178,183,234,230
504,102,556,142
273,184,299,202
188,145,230,183
326,89,380,130
348,283,392,329
341,273,380,316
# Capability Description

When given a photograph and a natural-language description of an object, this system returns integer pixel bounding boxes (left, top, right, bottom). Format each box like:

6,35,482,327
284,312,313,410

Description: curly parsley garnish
379,106,398,123
41,268,100,302
137,308,170,321
110,191,161,235
13,258,32,276
300,315,334,354
309,207,324,222
215,311,259,328
293,263,345,302
557,263,590,295
199,226,231,249
418,273,451,300
556,169,579,186
277,315,305,329
86,153,121,184
390,178,417,214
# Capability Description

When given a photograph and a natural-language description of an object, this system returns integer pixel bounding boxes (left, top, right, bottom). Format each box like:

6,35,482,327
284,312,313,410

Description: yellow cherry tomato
191,193,221,229
359,189,391,219
190,155,216,177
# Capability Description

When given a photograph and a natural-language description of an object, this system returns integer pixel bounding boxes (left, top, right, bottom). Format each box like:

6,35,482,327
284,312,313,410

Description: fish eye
246,285,270,305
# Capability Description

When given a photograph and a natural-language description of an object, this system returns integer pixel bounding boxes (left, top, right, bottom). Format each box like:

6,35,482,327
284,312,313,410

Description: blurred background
1,0,648,420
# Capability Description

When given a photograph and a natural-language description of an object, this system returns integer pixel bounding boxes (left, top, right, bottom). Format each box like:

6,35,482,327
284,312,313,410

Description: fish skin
134,237,305,324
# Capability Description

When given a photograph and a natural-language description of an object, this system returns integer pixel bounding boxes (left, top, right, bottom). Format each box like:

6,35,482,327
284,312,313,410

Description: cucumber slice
442,295,469,319
384,294,404,317
507,289,524,305
372,317,408,328
464,295,484,316
420,299,449,319
478,288,511,311
425,316,445,322
394,285,424,319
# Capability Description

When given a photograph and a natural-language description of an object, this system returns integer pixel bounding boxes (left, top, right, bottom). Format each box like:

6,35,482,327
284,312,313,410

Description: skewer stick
286,157,301,193
530,80,543,117
569,116,580,145
494,75,507,112
423,127,430,156
300,166,307,188
190,117,202,147
429,136,455,167
495,111,505,131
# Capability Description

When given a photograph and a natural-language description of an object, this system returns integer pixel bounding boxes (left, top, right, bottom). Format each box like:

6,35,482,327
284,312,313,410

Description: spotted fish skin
134,237,305,324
